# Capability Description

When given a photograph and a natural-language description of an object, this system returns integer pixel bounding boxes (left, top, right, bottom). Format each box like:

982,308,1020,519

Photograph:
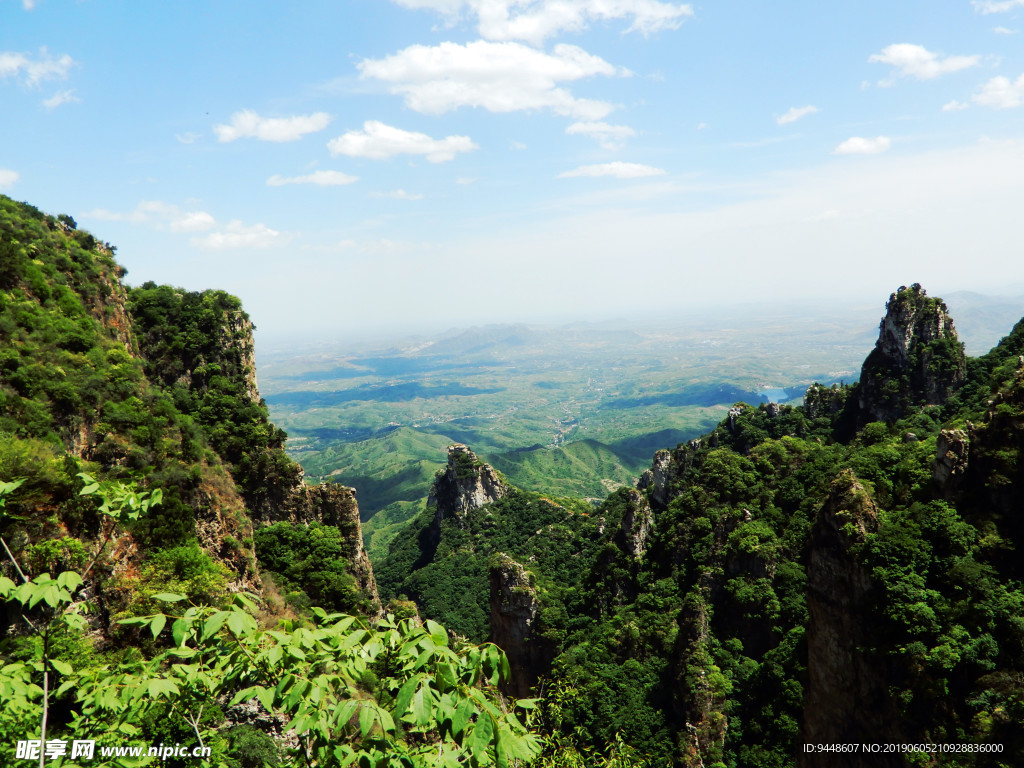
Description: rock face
258,477,381,616
488,553,550,698
638,449,673,509
855,284,965,427
428,444,509,524
614,488,654,559
933,427,970,496
802,471,901,767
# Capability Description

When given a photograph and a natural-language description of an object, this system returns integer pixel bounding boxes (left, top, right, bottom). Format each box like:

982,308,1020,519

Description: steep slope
852,282,966,428
0,195,379,627
530,285,1024,767
377,444,602,650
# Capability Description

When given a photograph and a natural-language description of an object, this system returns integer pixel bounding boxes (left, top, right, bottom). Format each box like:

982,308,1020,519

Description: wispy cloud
833,136,891,155
0,169,19,190
214,110,332,142
942,99,969,112
973,73,1024,108
175,132,202,144
973,0,1024,13
359,41,623,120
328,121,477,163
391,0,692,45
776,105,818,125
0,47,75,86
371,189,425,200
559,161,666,179
869,43,979,81
82,200,282,249
42,89,79,109
993,26,1018,34
566,121,636,149
84,200,217,232
267,170,359,186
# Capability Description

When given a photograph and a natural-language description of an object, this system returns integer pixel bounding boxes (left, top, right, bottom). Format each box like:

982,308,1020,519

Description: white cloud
214,110,332,142
510,141,527,150
973,73,1024,108
833,136,891,155
994,26,1018,34
83,200,216,232
267,170,360,186
327,121,477,163
371,189,425,200
192,220,281,250
776,105,818,125
175,132,202,144
358,41,622,120
0,48,75,86
973,0,1024,12
942,99,969,112
391,0,692,45
566,121,636,149
42,89,79,109
23,0,38,8
456,176,479,184
0,169,19,190
869,44,980,80
559,161,666,178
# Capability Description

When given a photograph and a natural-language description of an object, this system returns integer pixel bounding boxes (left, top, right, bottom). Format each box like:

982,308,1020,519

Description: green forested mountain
3,193,1024,768
379,285,1024,767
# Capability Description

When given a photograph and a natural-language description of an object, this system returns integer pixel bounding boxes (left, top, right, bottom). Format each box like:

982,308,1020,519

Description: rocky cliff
801,471,901,767
853,283,965,428
488,553,550,698
427,443,509,523
0,196,379,622
274,479,381,615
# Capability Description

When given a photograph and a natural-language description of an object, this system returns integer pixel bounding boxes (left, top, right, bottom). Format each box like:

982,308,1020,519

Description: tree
1,477,542,767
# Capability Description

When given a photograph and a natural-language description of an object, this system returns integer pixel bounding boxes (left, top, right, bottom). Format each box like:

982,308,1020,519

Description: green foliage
2,586,542,766
126,282,301,510
254,521,373,615
379,489,603,642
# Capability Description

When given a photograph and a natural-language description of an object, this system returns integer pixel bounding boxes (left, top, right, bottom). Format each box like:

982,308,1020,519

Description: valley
259,294,1022,561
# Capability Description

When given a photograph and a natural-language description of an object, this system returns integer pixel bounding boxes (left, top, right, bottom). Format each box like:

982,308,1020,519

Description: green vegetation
381,347,1024,764
5,194,1024,766
127,283,301,511
378,488,602,643
261,320,874,558
254,521,374,615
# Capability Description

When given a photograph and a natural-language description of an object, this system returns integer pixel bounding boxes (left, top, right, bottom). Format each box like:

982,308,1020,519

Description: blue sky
3,0,1024,338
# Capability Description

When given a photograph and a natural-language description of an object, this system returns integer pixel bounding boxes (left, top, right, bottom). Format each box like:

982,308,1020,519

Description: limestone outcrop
854,284,965,427
428,444,509,524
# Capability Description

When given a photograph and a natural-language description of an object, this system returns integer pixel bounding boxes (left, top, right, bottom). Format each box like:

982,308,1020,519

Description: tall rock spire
854,283,965,426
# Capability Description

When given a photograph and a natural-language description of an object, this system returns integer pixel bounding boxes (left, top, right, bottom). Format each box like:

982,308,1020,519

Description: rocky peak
855,284,965,426
427,444,509,523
